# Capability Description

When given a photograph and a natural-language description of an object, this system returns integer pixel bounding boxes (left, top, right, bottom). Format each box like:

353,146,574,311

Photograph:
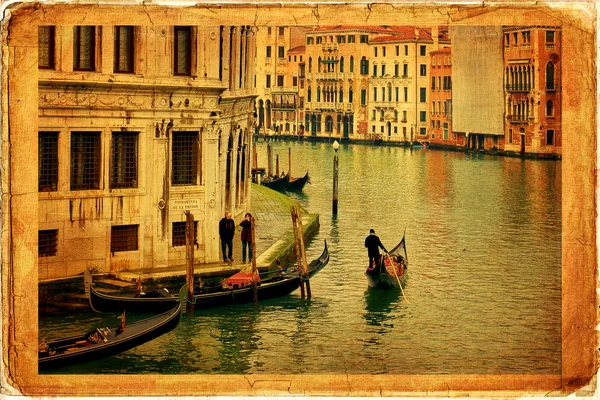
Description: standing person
239,213,253,263
219,212,235,263
365,229,387,268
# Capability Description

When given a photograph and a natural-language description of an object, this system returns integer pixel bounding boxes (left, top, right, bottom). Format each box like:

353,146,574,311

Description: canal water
40,141,562,374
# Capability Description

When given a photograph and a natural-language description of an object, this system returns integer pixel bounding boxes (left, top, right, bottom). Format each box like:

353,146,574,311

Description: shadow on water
363,287,402,328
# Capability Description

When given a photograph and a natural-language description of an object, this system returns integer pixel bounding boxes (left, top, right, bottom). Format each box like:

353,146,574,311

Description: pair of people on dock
219,212,253,264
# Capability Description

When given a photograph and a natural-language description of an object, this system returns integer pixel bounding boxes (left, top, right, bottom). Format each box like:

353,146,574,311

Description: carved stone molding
204,121,223,140
155,119,173,139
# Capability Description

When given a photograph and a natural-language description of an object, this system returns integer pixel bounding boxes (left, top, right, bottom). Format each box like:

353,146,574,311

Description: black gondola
261,173,289,191
38,302,182,371
192,240,329,307
365,234,408,289
285,171,310,191
85,271,179,313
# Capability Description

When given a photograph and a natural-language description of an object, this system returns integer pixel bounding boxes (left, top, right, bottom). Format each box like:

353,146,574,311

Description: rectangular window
420,64,427,76
316,36,322,44
395,87,399,102
39,229,58,257
373,87,377,101
279,27,285,36
505,33,510,46
293,76,298,86
402,110,407,121
420,127,427,136
404,45,408,56
172,221,198,247
277,75,284,86
380,126,384,133
38,26,55,69
508,128,513,144
266,75,271,88
268,27,272,35
443,123,449,140
278,46,285,58
111,225,138,252
73,26,96,71
403,87,408,102
403,64,408,77
396,46,399,56
266,46,272,58
373,65,377,77
361,89,367,105
374,47,378,57
348,35,355,43
381,65,386,76
383,47,386,57
114,26,134,73
372,110,376,121
546,130,555,145
360,35,369,44
174,26,192,76
420,87,426,102
394,64,399,77
172,131,199,185
111,132,138,189
372,126,376,133
39,132,58,192
420,45,426,56
70,132,101,190
431,76,436,90
360,59,369,75
420,111,426,122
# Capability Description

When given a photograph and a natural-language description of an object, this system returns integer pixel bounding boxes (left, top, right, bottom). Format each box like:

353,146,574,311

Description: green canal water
39,141,562,374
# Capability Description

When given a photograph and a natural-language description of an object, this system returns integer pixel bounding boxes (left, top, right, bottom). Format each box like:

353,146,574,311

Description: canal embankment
39,183,319,314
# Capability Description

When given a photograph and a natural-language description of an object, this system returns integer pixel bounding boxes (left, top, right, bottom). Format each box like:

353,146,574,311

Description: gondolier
365,229,387,268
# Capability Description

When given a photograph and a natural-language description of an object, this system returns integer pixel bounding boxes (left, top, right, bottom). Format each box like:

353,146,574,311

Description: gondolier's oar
384,252,409,304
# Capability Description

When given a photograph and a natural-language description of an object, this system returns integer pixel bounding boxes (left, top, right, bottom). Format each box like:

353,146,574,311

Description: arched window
350,56,354,72
318,57,322,73
325,115,334,132
546,62,555,90
317,87,321,102
339,88,344,103
307,87,312,102
360,56,369,75
505,68,510,89
349,88,353,103
546,99,554,116
308,57,312,73
340,57,344,73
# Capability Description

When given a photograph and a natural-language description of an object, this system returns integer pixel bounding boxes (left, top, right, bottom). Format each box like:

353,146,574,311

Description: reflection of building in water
36,20,256,279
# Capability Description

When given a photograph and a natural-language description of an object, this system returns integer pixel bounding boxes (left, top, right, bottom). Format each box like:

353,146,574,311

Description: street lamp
332,140,339,215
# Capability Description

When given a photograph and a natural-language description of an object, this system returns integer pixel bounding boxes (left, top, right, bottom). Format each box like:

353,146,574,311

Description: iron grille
172,132,198,185
111,225,138,252
39,132,58,192
39,229,58,257
172,221,197,247
111,132,138,189
71,132,100,190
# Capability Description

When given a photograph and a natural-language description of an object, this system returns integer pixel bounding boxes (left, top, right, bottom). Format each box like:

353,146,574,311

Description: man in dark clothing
365,229,387,268
219,212,235,263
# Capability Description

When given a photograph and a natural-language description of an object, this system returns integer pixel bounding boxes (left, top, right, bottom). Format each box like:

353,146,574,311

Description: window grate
39,132,58,192
172,132,198,185
172,221,198,247
111,225,138,252
111,132,138,189
39,26,55,69
71,132,100,190
39,229,58,257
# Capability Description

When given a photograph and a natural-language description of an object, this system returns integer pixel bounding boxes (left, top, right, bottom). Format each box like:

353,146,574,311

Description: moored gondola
365,234,408,289
191,240,329,307
38,302,182,371
85,271,179,313
285,171,310,191
261,173,289,191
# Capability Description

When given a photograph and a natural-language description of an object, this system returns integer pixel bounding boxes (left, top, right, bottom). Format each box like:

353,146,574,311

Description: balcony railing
506,84,531,93
271,102,298,109
507,115,530,124
315,72,343,80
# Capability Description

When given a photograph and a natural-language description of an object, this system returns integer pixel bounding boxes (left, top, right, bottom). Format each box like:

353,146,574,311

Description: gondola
38,302,182,371
261,173,289,191
365,234,408,289
285,171,310,191
85,271,179,313
191,240,329,308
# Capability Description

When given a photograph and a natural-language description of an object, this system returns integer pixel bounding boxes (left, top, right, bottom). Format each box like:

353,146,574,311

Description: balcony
507,115,530,124
323,42,339,52
271,102,298,110
315,72,343,80
506,84,531,93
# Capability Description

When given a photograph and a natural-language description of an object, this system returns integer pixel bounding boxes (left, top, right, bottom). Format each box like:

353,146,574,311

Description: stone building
428,46,460,147
37,23,256,279
502,26,562,156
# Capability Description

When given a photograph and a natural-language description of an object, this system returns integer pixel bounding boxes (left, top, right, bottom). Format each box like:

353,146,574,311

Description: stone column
240,27,247,89
59,25,74,73
151,119,172,268
101,25,114,74
203,121,222,262
221,26,231,85
247,27,257,89
4,13,39,382
230,27,240,91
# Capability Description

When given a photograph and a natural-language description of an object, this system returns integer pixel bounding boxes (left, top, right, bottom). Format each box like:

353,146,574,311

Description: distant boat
261,173,289,191
285,171,310,191
38,302,182,371
411,141,427,148
365,234,408,289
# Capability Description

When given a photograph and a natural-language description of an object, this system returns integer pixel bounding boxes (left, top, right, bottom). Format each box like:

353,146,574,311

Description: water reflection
363,287,401,328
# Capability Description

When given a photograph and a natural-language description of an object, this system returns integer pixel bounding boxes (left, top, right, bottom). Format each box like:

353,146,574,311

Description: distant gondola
191,240,329,307
285,171,310,191
365,234,408,289
85,271,179,313
38,302,182,371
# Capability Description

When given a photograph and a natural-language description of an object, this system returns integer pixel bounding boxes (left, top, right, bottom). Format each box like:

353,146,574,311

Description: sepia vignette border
1,1,596,396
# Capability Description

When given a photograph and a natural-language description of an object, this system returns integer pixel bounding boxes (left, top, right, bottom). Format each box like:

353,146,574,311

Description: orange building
503,26,561,157
428,47,461,147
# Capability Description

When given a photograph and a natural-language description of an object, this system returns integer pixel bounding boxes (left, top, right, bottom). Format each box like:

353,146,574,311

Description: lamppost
332,140,339,215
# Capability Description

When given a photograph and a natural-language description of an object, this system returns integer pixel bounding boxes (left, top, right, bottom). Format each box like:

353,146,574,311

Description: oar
384,252,409,304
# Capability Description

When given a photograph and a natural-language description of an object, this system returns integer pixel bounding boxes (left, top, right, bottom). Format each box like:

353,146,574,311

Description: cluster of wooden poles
252,145,294,180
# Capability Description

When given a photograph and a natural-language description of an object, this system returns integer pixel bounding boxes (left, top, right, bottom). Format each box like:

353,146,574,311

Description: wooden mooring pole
185,211,195,313
267,144,272,177
288,147,292,177
290,206,305,299
276,154,280,177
